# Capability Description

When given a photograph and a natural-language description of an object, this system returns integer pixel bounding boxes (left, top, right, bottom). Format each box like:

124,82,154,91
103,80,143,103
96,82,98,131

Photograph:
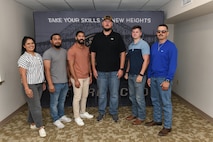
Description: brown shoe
158,127,172,136
126,115,136,121
132,118,144,125
144,120,162,126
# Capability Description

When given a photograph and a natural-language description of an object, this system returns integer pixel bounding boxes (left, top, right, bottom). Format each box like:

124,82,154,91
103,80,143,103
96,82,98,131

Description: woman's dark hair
21,36,35,55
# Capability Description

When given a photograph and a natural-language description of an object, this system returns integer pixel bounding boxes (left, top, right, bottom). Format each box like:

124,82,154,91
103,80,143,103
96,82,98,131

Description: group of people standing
17,15,177,138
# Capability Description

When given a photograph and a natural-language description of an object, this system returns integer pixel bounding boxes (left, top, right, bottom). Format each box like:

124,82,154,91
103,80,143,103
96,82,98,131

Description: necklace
158,40,167,51
158,43,164,51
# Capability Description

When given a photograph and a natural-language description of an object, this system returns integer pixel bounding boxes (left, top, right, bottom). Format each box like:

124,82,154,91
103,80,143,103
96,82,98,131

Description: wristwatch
165,79,170,82
139,73,144,77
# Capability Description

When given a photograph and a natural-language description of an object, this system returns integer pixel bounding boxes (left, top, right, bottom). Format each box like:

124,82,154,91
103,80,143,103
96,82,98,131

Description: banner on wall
33,11,164,107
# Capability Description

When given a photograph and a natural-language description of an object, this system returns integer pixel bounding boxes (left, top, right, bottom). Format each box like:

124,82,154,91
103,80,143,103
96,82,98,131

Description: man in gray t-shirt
43,33,71,129
43,47,67,83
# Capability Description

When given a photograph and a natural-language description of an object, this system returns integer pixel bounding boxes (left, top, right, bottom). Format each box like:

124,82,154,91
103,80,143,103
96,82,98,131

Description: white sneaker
53,120,65,128
39,127,46,138
80,112,94,119
30,124,37,129
75,117,84,126
60,115,72,123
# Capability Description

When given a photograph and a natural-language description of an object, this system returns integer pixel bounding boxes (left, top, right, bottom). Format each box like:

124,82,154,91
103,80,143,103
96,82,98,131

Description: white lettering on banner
89,88,96,97
113,18,125,23
63,18,80,23
81,18,101,23
89,87,149,97
120,88,128,96
48,18,63,23
47,17,152,24
126,18,151,23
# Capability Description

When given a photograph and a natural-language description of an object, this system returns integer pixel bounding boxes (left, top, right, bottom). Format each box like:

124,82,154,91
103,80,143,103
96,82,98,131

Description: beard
54,44,61,48
77,39,85,45
103,28,112,32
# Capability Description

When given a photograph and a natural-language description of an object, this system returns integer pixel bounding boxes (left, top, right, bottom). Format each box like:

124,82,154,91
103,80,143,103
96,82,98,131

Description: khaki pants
71,77,90,118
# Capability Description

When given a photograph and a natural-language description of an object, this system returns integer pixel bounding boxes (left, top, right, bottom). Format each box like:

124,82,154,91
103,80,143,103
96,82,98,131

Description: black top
90,31,126,72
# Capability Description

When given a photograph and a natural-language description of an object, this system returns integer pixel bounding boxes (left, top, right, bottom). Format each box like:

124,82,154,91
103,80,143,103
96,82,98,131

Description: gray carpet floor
1,95,213,142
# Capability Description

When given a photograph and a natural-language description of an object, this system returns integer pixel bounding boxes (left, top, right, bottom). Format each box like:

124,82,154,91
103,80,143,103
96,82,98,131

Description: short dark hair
132,25,142,31
50,33,61,40
75,31,85,36
21,36,35,55
158,24,168,30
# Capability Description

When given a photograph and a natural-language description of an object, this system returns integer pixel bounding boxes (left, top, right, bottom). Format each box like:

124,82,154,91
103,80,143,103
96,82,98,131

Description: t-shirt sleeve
118,34,126,52
67,48,75,61
42,50,51,60
141,41,150,55
17,56,29,69
90,34,98,53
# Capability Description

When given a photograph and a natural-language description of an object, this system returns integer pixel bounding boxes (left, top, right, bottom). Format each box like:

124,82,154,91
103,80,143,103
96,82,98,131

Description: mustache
76,39,84,41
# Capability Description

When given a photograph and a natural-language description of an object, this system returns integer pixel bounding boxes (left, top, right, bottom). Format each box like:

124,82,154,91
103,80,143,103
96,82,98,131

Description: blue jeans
150,77,173,129
128,74,147,120
24,84,43,128
50,83,69,122
97,71,120,115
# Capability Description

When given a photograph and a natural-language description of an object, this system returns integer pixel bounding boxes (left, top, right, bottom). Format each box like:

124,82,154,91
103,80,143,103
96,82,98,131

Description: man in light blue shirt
124,25,150,125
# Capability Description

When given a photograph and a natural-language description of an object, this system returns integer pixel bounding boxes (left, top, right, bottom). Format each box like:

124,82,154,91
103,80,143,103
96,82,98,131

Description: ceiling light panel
65,0,94,10
146,0,171,6
119,0,148,10
94,0,120,10
37,0,71,10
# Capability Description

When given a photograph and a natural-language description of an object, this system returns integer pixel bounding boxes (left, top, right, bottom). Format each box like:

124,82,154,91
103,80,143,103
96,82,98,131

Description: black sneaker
97,114,104,121
112,114,118,122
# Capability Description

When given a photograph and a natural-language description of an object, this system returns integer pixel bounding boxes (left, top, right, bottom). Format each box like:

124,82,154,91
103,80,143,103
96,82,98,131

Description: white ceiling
15,0,213,23
14,0,172,11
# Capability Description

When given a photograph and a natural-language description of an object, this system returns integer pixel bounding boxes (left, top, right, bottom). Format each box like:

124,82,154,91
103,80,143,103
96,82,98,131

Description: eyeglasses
157,30,167,33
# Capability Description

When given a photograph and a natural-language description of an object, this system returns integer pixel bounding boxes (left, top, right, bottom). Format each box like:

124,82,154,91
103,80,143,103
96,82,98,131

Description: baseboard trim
0,103,27,127
173,92,213,124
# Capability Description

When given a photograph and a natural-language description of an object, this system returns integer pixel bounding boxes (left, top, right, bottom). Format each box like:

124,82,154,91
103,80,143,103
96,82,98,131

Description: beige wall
163,0,212,19
172,12,213,117
167,24,174,41
0,0,34,121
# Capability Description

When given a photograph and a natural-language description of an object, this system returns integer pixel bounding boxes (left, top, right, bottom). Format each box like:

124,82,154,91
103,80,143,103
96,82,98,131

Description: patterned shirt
18,52,45,84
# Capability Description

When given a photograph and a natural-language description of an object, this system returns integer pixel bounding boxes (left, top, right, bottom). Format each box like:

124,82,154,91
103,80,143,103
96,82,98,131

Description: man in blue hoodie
145,24,178,136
